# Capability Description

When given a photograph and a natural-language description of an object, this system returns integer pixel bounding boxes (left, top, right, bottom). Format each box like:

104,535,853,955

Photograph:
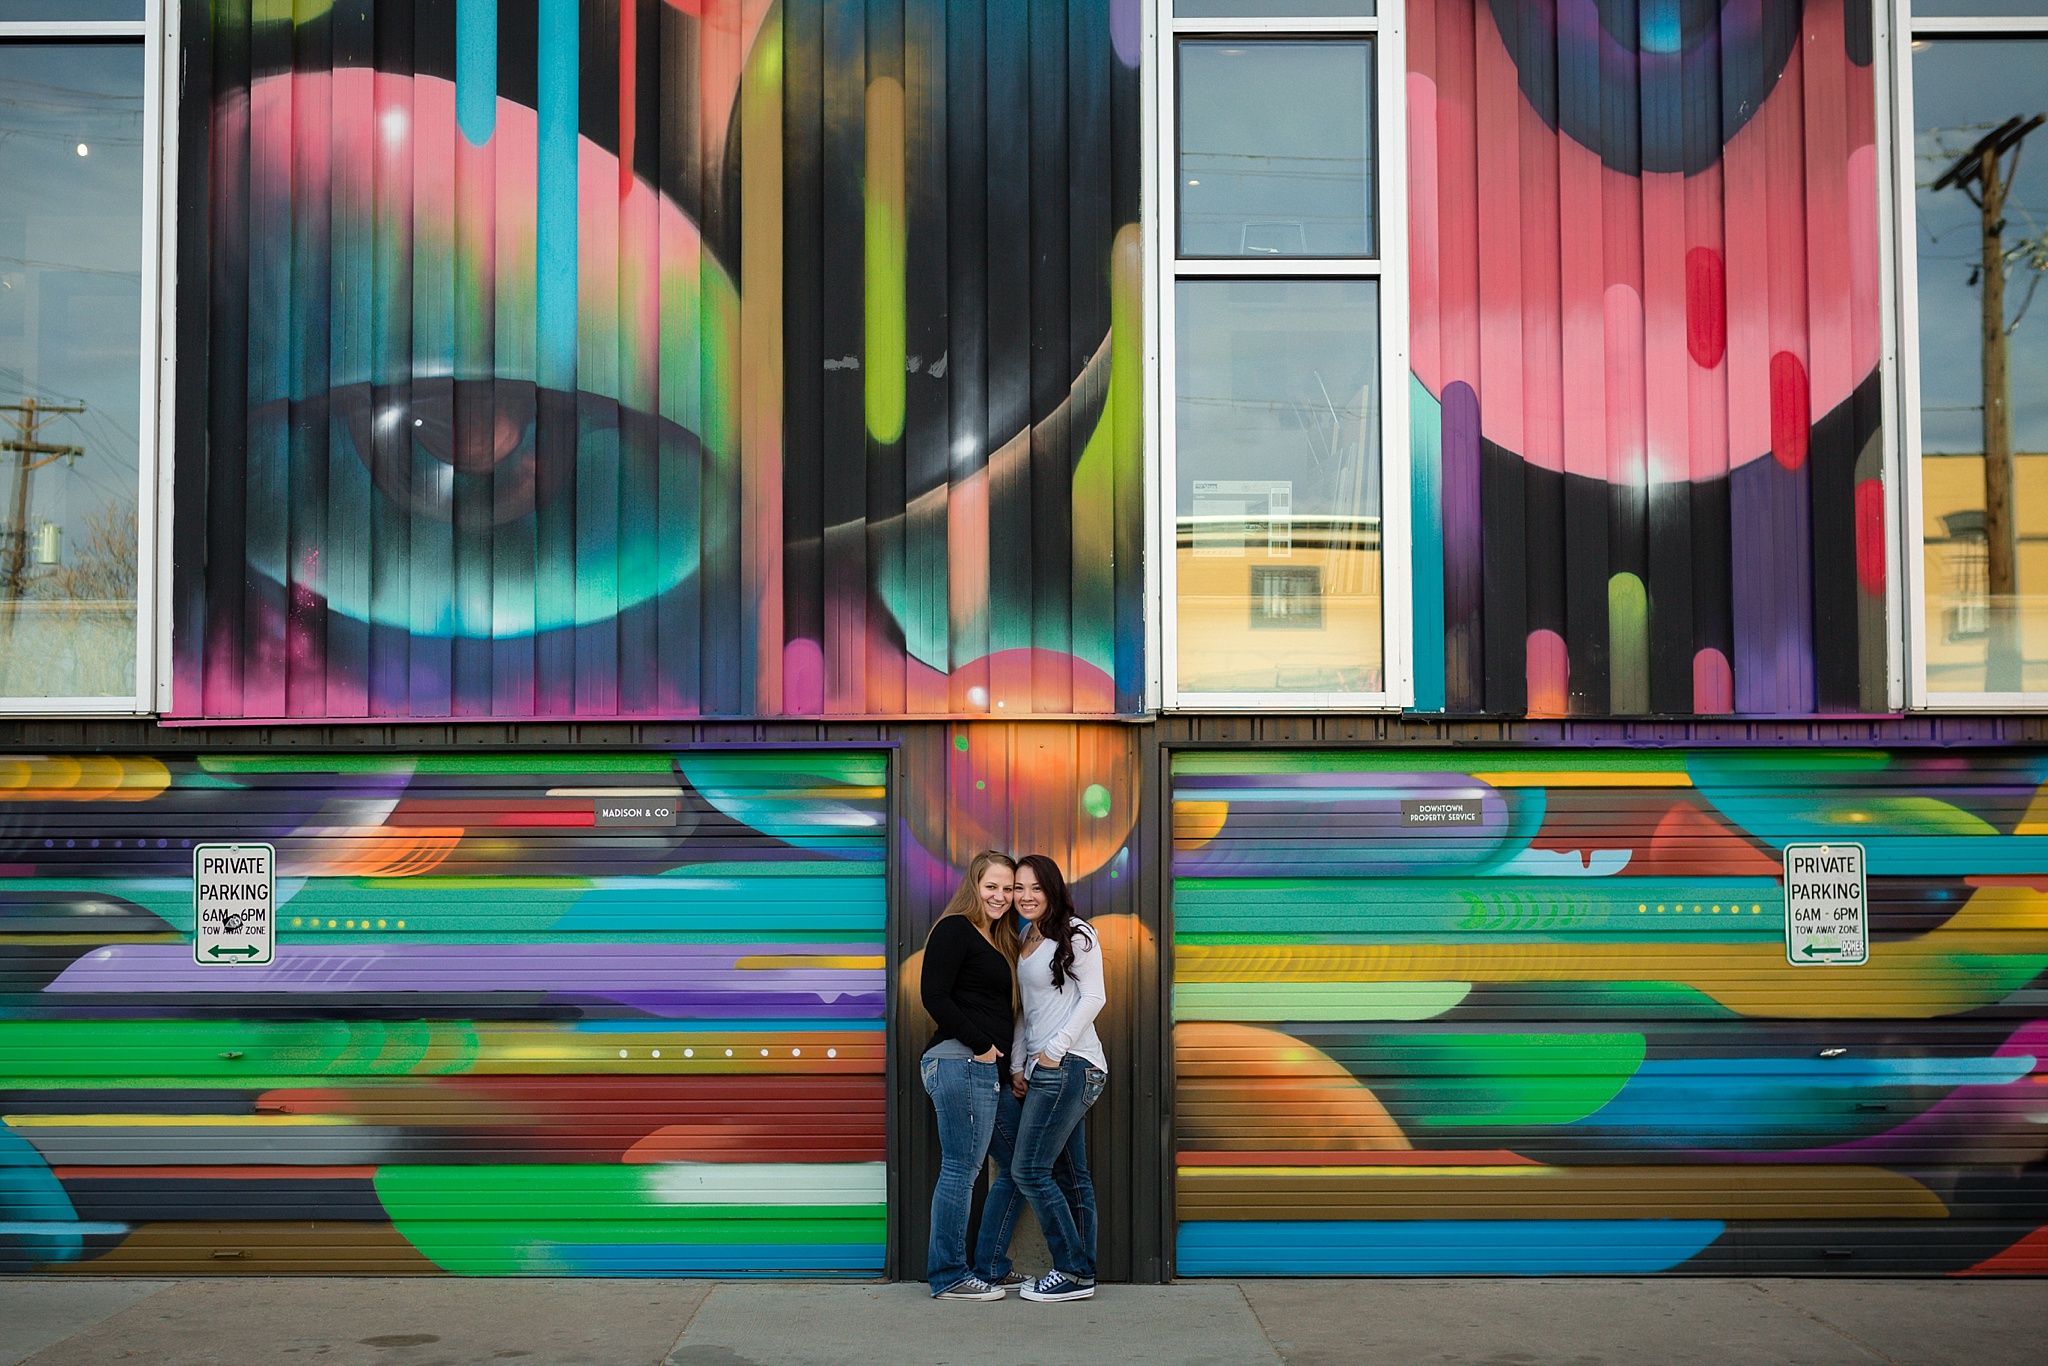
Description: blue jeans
921,1052,1001,1294
973,1056,1106,1284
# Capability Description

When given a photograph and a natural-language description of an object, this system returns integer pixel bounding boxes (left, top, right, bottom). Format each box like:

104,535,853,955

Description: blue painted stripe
570,1019,887,1033
456,0,497,146
536,0,579,390
1409,375,1446,712
1175,1220,1723,1276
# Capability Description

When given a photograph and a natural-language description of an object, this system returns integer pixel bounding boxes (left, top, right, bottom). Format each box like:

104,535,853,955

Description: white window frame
1895,2,2048,709
1149,1,1412,713
0,1,168,716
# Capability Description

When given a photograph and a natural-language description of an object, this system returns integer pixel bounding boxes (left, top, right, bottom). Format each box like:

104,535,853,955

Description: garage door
0,750,887,1276
1171,749,2048,1275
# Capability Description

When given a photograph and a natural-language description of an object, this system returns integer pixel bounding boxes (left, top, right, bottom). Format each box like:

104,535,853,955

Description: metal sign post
193,842,276,966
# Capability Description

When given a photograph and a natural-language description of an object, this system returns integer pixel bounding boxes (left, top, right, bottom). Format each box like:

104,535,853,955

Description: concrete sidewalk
2,1276,2041,1366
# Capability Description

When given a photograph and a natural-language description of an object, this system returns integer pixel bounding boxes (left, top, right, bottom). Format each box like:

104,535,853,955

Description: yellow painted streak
1470,771,1692,788
0,754,171,801
4,1114,354,1128
864,76,907,444
1175,1164,1950,1220
734,955,886,971
1175,885,2048,1019
0,934,183,945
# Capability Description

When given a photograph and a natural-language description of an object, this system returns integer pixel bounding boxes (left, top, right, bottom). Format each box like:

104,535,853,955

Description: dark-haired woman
918,850,1020,1300
974,853,1107,1303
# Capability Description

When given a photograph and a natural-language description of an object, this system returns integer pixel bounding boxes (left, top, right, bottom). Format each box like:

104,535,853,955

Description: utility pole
0,398,85,628
1934,112,2046,691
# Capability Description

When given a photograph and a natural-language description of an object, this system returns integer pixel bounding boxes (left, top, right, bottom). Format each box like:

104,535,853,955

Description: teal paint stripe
537,0,579,389
1409,374,1446,712
457,0,497,146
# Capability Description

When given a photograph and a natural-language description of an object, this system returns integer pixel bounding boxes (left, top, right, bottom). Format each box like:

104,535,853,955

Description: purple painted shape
1729,454,1814,715
1441,382,1483,709
603,991,883,1019
1714,1023,2046,1166
1111,0,1140,67
45,943,884,1017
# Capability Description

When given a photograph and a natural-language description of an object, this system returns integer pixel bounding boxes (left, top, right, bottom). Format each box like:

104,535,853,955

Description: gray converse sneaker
934,1275,1005,1301
1019,1272,1094,1303
991,1270,1033,1289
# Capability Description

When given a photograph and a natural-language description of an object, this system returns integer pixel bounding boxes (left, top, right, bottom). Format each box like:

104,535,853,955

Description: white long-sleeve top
1009,919,1108,1076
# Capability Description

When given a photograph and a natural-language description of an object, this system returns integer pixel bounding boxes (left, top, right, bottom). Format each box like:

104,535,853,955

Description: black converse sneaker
934,1276,1005,1301
1019,1272,1094,1303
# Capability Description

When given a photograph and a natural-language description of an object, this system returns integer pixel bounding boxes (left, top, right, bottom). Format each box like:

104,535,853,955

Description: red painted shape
1770,351,1810,469
389,798,595,827
625,1124,885,1163
1685,247,1726,369
1855,477,1886,595
618,0,636,198
1956,1224,2048,1275
1692,648,1733,714
1525,630,1569,717
1639,797,1786,877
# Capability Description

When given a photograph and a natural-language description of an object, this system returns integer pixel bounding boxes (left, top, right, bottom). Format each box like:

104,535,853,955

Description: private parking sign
193,843,275,966
1782,842,1867,966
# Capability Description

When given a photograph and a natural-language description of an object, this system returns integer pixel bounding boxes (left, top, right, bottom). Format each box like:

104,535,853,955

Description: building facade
0,0,2044,1279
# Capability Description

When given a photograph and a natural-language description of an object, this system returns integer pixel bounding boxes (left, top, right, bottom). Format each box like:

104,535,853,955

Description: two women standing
918,851,1109,1302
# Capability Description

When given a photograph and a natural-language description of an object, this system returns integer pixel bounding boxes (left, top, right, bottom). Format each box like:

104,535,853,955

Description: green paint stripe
1172,981,1469,1022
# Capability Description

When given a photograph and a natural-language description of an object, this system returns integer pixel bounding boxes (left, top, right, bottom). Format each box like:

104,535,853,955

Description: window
1156,1,1409,709
0,0,160,711
1900,1,2048,703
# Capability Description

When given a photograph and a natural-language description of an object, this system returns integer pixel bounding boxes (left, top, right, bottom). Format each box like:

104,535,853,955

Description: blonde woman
919,850,1021,1299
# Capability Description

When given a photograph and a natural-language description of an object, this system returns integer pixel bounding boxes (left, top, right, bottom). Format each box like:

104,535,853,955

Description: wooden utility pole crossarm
0,398,86,619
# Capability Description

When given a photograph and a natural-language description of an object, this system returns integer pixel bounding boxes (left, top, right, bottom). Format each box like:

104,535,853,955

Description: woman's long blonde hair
931,850,1022,963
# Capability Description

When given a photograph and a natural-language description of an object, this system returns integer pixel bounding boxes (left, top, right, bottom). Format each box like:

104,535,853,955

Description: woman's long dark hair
1017,854,1085,989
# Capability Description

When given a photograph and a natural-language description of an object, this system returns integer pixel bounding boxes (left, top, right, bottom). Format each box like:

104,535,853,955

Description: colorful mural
1407,0,1887,716
0,750,888,1275
173,0,1144,721
1172,750,2048,1275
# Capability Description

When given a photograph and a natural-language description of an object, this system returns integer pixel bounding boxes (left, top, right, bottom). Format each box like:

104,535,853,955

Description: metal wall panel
0,749,887,1276
172,0,1144,721
1170,748,2048,1275
890,720,1168,1282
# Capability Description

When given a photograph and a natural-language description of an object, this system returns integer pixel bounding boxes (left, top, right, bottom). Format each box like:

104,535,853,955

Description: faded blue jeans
973,1055,1107,1284
920,1051,1001,1294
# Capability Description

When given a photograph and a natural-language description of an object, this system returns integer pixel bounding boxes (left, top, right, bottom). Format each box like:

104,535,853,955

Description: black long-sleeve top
920,914,1014,1059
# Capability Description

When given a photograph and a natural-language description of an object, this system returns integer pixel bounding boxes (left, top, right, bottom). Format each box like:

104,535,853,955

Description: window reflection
1912,3,2048,16
1177,40,1375,258
0,43,143,698
0,2,145,18
1176,2,1375,15
1176,279,1381,693
1915,39,2048,693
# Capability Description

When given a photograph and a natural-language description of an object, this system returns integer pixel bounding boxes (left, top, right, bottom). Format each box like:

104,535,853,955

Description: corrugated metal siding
0,750,887,1276
1170,749,2048,1276
173,0,1144,722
